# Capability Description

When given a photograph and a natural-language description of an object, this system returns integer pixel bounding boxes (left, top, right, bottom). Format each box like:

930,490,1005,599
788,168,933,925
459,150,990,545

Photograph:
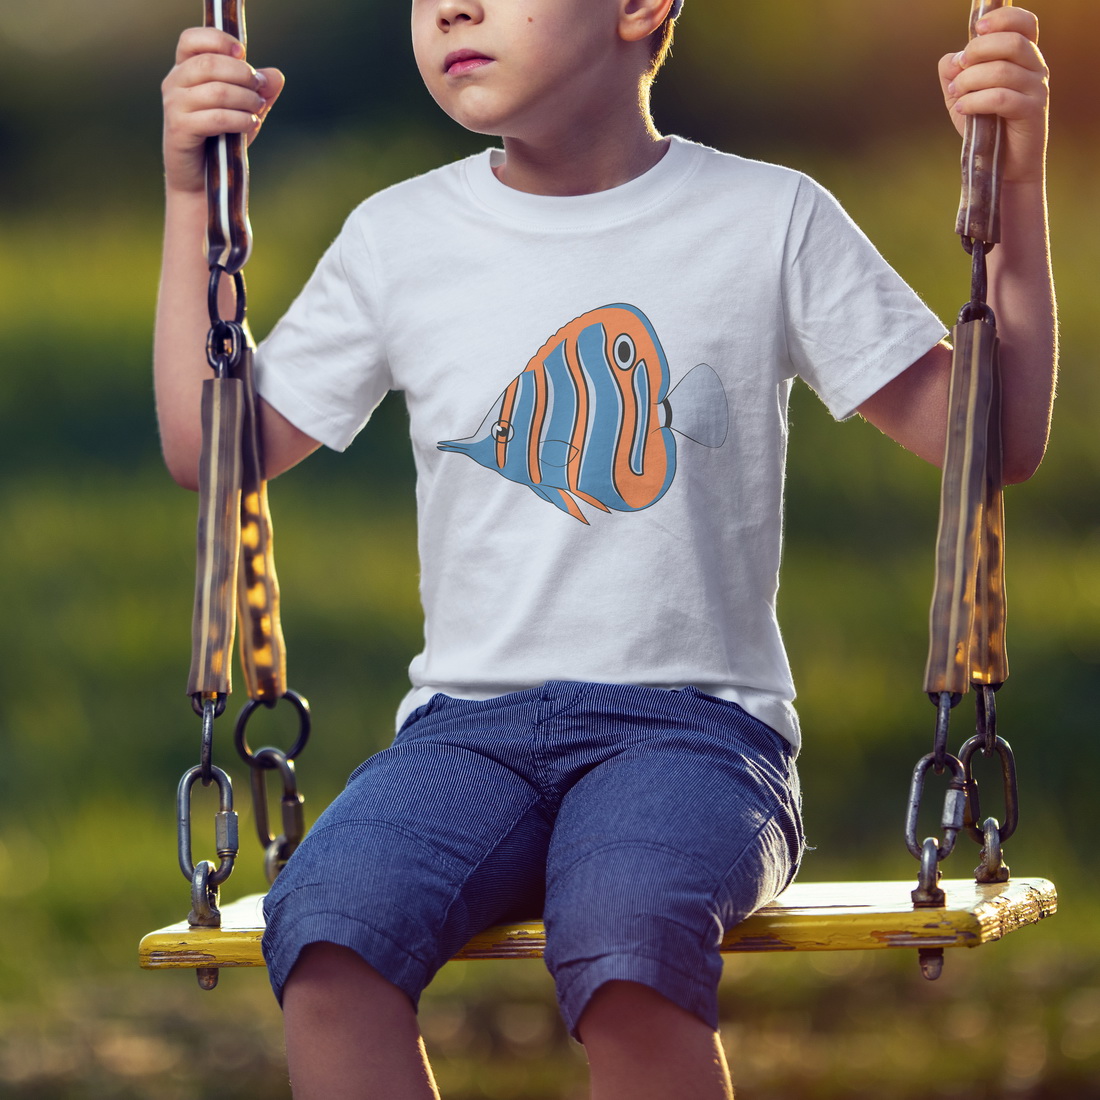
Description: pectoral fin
539,439,579,468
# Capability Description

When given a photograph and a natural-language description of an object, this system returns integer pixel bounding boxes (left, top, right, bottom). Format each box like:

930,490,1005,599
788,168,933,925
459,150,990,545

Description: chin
428,87,529,142
438,106,508,139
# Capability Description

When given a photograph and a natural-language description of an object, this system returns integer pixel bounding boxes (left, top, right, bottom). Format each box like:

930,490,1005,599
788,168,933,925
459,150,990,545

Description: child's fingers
938,21,1048,115
945,43,1048,119
938,6,1043,96
165,74,267,145
174,25,246,67
170,51,267,99
253,67,286,120
949,51,1047,97
956,31,1047,82
163,30,284,193
936,10,1048,186
972,5,1039,46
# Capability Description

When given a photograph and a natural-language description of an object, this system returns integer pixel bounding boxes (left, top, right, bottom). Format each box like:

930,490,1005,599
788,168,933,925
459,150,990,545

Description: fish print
437,304,728,524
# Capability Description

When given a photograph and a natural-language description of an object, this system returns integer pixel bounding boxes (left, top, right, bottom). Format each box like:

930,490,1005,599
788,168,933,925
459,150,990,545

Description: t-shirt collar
464,135,700,230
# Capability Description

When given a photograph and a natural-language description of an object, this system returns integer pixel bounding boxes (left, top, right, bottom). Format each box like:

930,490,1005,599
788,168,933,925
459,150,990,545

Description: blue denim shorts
262,681,803,1036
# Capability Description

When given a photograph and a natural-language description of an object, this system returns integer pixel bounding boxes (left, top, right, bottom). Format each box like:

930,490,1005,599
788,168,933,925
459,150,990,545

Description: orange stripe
608,316,668,509
496,380,518,470
564,332,589,495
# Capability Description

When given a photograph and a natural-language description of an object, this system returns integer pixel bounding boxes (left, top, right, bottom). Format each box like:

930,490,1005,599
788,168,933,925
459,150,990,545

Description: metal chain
176,753,239,985
206,267,247,383
905,731,968,863
233,690,311,883
234,689,312,764
958,683,1019,885
176,762,239,890
959,239,997,326
249,748,307,884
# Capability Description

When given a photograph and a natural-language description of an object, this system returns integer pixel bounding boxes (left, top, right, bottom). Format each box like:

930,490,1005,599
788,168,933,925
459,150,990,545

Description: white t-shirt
256,136,946,747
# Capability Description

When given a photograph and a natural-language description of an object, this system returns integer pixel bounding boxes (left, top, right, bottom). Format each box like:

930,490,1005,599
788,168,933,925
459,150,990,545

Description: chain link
188,860,221,927
177,764,239,889
247,747,307,885
234,689,312,764
974,816,1011,883
931,690,957,772
975,682,998,753
905,750,968,861
911,837,946,907
959,731,1019,846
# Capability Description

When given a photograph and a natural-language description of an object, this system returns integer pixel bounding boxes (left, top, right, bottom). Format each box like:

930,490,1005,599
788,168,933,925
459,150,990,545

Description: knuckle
194,52,221,80
208,108,235,132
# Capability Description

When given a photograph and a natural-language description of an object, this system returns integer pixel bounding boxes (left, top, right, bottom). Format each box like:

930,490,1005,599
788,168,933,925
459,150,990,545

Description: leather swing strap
187,366,244,701
173,3,308,988
186,0,287,707
924,0,1011,698
907,4,1019,954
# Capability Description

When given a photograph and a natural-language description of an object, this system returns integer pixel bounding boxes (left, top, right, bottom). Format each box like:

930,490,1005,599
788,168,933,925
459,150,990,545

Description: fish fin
531,483,589,524
539,439,579,468
667,363,729,448
573,489,611,513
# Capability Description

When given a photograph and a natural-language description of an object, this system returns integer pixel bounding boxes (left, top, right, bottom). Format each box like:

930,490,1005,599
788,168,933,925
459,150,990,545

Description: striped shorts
262,681,803,1036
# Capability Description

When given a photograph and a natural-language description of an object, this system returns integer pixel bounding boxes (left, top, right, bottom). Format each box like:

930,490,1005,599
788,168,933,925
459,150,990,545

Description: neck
494,85,666,197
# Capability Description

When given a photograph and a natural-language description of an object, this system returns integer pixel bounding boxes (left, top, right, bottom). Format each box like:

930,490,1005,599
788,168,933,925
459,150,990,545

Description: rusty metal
974,816,1011,883
906,754,968,861
959,731,1018,845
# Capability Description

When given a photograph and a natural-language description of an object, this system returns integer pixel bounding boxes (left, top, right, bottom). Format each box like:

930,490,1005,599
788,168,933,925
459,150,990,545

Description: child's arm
858,6,1055,485
155,27,319,490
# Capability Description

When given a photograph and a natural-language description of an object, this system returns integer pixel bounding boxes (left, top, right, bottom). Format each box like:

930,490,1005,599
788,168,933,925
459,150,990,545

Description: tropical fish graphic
437,304,728,524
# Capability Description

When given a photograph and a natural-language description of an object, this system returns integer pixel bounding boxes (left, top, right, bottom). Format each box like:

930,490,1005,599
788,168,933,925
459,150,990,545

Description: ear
618,0,675,45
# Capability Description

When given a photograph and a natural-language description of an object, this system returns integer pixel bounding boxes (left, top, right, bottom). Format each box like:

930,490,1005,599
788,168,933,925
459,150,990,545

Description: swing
140,0,1056,990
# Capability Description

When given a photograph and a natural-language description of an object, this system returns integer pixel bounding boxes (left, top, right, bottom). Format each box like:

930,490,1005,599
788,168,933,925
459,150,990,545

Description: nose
436,0,482,30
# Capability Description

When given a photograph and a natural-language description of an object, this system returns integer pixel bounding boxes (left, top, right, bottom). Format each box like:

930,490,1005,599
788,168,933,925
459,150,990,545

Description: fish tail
667,363,729,449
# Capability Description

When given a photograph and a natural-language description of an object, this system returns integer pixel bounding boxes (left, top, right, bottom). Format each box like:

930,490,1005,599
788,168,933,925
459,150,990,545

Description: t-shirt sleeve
253,213,393,452
781,175,947,420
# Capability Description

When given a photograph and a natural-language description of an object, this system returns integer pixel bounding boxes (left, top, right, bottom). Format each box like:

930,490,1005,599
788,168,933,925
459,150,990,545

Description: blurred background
0,0,1097,1096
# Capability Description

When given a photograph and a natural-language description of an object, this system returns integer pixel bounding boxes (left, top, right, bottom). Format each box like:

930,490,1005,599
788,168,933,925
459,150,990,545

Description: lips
444,49,493,76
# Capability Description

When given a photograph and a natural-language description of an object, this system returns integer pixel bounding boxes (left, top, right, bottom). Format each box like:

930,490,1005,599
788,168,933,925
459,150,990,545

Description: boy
156,1,1055,1096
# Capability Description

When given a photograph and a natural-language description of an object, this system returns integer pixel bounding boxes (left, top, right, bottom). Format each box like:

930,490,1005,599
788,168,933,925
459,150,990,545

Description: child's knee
284,942,416,1017
577,979,700,1038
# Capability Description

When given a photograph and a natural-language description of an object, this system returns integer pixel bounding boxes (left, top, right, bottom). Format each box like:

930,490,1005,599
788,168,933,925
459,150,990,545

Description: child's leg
283,943,439,1100
578,980,733,1100
261,694,553,1096
540,684,804,1097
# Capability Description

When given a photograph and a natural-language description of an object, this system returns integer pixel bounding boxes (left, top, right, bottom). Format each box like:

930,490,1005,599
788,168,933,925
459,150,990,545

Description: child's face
411,0,628,144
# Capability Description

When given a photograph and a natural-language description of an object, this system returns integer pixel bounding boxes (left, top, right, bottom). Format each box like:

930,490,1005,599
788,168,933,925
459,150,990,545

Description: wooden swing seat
139,876,1056,971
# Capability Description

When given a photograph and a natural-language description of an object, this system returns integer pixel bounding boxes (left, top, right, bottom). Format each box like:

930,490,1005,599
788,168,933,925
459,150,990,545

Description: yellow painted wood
139,878,1056,970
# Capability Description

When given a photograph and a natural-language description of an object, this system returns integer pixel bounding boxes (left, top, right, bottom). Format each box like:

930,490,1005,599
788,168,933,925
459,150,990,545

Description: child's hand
939,6,1048,186
162,27,284,196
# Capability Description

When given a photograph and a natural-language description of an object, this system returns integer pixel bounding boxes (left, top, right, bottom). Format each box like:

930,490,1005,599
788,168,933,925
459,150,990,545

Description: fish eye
492,420,514,443
613,334,636,369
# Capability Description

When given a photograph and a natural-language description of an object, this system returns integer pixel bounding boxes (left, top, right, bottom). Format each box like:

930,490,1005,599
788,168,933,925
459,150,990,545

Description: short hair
646,11,677,79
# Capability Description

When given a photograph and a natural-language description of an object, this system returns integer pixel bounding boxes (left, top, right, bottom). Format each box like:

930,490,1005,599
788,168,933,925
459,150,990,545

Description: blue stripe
575,322,628,509
631,362,650,476
541,342,580,478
